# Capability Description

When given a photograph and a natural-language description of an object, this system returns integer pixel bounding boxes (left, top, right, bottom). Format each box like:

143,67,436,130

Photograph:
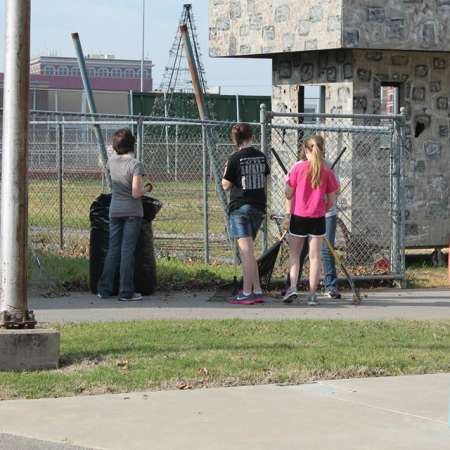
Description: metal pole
180,24,231,244
398,108,407,283
175,124,179,182
129,89,134,115
164,92,170,175
136,116,144,163
57,122,64,249
390,118,400,279
140,0,145,93
235,94,240,121
0,0,36,328
71,32,112,190
260,103,268,253
202,125,209,264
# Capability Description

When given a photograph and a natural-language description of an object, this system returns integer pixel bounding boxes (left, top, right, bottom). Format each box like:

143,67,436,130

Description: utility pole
140,0,146,92
0,0,34,328
0,0,59,371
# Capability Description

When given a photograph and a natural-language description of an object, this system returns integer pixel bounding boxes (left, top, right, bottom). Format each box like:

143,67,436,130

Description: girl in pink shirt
283,136,339,305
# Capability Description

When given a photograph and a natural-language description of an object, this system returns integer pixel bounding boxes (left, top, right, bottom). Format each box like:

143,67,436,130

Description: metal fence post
398,107,407,283
260,103,269,253
390,112,403,281
57,121,64,250
202,124,209,264
175,124,179,182
164,92,170,175
136,116,144,163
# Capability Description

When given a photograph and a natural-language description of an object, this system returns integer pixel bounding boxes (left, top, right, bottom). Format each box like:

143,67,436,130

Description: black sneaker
326,288,341,299
119,292,143,302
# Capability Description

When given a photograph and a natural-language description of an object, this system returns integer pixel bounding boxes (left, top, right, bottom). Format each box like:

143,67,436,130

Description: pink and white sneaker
227,291,256,305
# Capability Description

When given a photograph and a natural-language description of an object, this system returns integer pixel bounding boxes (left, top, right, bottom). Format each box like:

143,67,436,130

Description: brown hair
231,123,253,147
112,128,136,155
303,135,325,189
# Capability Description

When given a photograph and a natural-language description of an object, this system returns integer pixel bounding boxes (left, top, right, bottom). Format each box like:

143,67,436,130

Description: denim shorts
229,204,264,240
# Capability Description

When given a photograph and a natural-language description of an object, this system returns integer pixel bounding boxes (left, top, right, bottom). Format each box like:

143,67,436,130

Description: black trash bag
89,193,162,295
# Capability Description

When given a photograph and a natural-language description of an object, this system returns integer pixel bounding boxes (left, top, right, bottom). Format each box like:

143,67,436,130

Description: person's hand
282,214,290,231
144,181,153,193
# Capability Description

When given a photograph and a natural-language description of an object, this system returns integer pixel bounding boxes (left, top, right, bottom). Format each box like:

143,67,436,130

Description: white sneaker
307,293,319,306
282,287,298,303
119,292,143,302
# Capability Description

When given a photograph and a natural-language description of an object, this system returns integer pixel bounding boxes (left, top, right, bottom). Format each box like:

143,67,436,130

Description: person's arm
285,182,294,199
132,175,152,199
282,198,292,230
325,191,337,211
222,159,235,191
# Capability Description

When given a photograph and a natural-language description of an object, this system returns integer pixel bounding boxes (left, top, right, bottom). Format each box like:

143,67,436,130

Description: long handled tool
323,237,361,304
271,146,361,304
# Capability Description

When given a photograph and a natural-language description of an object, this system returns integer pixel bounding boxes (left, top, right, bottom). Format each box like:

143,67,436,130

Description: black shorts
289,215,326,237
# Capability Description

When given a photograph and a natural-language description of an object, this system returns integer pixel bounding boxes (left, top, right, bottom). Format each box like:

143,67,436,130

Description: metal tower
152,4,208,117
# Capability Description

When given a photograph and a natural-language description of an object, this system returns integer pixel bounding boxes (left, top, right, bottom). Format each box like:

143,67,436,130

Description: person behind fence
97,128,153,301
283,135,339,305
318,136,342,299
222,123,270,305
282,135,342,301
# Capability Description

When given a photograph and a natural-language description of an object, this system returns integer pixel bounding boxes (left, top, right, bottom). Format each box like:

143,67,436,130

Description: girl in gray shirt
97,128,152,301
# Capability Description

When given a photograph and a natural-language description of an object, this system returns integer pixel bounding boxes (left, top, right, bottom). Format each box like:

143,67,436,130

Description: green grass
29,178,226,234
406,265,448,289
29,253,237,292
1,320,449,400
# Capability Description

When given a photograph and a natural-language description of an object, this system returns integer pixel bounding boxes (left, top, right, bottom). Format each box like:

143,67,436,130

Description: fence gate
265,110,406,282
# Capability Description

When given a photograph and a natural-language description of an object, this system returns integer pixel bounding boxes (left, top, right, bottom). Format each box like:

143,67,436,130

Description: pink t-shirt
287,160,339,218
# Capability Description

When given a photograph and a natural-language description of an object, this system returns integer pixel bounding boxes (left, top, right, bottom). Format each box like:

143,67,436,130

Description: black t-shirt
223,146,270,213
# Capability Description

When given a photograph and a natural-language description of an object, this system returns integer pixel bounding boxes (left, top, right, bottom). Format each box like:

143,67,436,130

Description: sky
0,0,273,95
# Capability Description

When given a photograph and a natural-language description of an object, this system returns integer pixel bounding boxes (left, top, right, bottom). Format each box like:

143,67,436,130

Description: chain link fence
0,108,406,290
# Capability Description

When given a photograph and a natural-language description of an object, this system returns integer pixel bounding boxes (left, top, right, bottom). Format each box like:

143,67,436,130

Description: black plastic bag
89,193,162,295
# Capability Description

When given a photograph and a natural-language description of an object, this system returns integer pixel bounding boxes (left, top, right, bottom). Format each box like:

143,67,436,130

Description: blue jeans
98,216,142,298
321,215,337,290
229,204,264,240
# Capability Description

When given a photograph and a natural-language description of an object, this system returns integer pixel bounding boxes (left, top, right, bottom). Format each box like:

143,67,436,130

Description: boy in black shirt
222,123,270,304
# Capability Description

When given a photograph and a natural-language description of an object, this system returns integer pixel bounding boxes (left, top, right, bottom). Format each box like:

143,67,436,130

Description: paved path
0,374,449,449
29,288,450,323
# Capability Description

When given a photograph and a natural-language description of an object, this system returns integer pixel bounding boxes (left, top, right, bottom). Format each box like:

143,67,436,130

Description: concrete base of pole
0,329,60,371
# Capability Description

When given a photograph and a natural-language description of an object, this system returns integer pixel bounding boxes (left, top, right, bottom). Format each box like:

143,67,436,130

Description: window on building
97,67,109,78
124,69,135,78
298,85,326,123
111,68,122,78
143,69,151,79
71,67,80,77
44,66,56,76
57,66,69,76
380,84,400,115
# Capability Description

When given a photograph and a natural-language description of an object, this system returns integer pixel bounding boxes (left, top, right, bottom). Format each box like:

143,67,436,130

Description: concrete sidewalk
0,374,449,449
29,288,450,323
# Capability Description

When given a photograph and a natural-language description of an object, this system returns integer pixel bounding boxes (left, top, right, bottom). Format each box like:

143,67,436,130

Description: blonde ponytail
305,136,325,188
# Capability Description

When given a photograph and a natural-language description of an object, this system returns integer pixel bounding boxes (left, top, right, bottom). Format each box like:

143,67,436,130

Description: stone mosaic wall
271,49,450,247
209,0,450,56
352,50,450,247
343,0,450,52
208,0,342,56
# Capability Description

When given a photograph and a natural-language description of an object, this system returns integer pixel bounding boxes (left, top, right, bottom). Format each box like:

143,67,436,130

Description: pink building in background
28,55,153,91
0,55,153,113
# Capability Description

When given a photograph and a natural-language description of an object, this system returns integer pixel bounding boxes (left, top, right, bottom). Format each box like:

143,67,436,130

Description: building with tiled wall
209,0,450,247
